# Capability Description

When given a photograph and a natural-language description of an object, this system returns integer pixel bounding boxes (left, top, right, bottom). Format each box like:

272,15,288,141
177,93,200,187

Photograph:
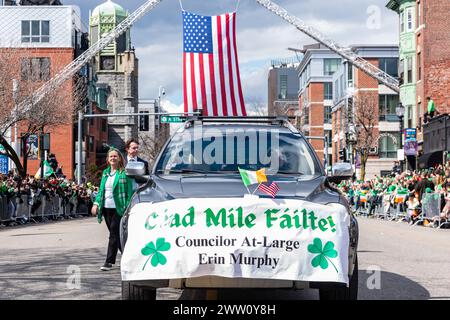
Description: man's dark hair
427,97,431,100
125,138,139,150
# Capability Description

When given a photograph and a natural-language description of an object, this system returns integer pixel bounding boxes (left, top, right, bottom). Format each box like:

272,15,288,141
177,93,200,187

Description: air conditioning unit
369,147,378,155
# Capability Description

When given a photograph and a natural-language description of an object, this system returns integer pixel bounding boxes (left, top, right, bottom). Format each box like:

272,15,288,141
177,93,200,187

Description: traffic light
339,148,347,162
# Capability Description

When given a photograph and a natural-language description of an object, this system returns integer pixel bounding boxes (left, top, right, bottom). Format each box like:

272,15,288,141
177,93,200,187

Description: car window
155,127,321,177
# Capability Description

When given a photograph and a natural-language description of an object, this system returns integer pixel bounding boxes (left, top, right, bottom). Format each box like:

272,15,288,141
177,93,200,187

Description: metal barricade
0,195,13,223
415,193,441,226
76,200,89,216
16,195,29,221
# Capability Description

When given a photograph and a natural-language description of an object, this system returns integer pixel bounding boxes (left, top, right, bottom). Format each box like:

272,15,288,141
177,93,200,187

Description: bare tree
0,48,86,177
352,92,379,181
246,101,268,116
138,126,170,169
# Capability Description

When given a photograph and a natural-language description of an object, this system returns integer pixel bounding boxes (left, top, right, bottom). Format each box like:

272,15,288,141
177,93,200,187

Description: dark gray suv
120,117,359,300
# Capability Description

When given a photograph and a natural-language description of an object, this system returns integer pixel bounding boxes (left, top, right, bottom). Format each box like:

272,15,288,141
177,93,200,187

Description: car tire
121,281,157,300
319,255,358,300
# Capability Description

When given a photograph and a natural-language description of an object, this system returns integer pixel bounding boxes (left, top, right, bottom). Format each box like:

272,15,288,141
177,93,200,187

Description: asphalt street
0,216,449,300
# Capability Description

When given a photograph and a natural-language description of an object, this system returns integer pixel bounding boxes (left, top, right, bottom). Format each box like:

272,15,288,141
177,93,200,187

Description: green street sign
160,116,185,123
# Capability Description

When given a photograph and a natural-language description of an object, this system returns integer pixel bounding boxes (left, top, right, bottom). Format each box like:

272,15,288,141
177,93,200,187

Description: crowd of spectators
0,171,98,225
338,160,450,228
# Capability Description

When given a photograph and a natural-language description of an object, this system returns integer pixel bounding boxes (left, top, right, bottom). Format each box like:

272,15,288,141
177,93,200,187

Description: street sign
160,116,185,123
404,128,418,156
0,155,8,174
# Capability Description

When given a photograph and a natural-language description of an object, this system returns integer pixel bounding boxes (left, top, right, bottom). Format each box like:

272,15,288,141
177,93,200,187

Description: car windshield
155,126,321,177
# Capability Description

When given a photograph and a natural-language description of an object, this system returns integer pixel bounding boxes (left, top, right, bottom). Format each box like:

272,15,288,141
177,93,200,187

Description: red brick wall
422,0,450,114
308,83,325,160
2,48,76,179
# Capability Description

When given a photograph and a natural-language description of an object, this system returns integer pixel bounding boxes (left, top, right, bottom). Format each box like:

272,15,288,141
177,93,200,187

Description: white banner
121,195,350,284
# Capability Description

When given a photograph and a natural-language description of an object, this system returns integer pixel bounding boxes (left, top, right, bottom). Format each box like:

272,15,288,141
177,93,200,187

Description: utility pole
77,110,83,185
12,79,19,172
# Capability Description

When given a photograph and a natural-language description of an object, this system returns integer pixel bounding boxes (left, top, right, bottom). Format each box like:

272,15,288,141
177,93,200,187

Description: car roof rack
183,116,299,133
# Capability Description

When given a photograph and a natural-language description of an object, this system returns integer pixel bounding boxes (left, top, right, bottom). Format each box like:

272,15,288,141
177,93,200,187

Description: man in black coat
124,138,149,175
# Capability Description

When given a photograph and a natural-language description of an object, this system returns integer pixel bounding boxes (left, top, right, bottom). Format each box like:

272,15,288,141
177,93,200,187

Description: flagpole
252,183,262,195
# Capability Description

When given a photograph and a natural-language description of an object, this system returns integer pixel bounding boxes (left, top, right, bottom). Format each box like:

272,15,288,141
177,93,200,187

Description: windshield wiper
157,169,208,175
271,171,304,176
157,169,229,175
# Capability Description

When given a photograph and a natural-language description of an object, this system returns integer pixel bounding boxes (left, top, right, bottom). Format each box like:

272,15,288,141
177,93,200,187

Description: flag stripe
198,53,207,112
225,13,238,116
190,52,198,110
216,15,228,116
232,14,246,116
183,53,188,113
211,17,223,116
203,54,212,116
208,53,218,116
185,53,193,113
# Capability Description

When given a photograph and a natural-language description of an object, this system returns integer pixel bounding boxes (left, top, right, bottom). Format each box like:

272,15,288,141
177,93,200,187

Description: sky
66,0,399,114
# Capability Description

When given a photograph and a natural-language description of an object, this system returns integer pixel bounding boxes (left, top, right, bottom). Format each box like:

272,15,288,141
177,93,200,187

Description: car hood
137,174,340,205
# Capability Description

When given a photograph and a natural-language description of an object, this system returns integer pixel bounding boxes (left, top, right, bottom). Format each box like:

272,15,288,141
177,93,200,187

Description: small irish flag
238,168,268,187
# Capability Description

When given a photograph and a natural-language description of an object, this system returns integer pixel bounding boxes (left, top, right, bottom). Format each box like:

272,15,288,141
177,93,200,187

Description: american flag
183,11,247,116
258,182,280,198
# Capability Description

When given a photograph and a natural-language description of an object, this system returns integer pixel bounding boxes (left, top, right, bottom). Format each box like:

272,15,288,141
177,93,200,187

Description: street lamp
396,103,405,172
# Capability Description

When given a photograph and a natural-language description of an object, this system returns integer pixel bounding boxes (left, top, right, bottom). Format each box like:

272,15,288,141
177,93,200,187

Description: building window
406,7,414,32
100,56,115,71
379,95,399,122
408,105,413,128
88,136,94,152
347,64,353,87
407,57,413,84
323,58,341,76
400,10,405,33
20,57,50,81
139,111,149,132
324,105,332,124
324,82,333,100
379,58,399,78
303,107,309,125
417,52,422,81
379,134,398,158
102,119,107,132
279,75,288,99
399,59,404,85
21,20,50,43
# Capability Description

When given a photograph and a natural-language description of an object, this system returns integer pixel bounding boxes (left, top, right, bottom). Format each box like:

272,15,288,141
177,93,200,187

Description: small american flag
258,182,280,198
182,10,246,116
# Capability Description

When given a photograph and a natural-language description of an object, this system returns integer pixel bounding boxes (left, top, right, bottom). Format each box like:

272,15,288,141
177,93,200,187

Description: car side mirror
125,161,148,184
327,162,354,184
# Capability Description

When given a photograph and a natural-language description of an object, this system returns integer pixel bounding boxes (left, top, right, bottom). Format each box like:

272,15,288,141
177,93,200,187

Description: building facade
268,58,300,117
89,0,139,151
297,44,338,167
0,3,85,179
332,45,400,178
386,0,450,167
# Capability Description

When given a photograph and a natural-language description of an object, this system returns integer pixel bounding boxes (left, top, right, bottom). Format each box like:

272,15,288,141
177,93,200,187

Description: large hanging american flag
182,10,247,116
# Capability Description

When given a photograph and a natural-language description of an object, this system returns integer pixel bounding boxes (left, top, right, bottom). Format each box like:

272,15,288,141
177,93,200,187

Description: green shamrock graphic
141,237,171,270
307,238,339,273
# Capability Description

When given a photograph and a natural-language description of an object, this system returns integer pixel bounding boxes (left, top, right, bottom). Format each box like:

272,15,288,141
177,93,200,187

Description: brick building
297,44,338,167
0,3,84,179
386,0,450,166
0,2,108,180
332,45,400,178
